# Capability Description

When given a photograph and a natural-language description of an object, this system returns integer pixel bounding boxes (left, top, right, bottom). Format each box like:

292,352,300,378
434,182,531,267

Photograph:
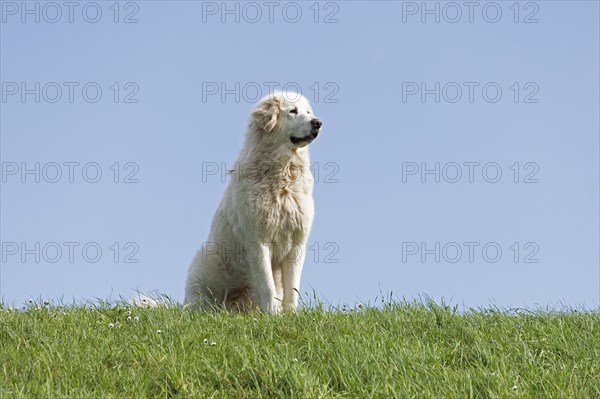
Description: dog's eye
289,108,298,114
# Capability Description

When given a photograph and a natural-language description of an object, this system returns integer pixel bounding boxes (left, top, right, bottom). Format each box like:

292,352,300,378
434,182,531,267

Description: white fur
184,92,322,314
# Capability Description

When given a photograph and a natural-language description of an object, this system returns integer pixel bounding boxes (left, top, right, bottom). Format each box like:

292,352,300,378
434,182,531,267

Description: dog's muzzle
290,131,319,144
291,119,322,145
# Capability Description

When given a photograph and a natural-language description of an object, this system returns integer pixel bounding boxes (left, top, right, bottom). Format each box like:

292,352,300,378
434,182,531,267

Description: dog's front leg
281,244,306,312
248,243,280,314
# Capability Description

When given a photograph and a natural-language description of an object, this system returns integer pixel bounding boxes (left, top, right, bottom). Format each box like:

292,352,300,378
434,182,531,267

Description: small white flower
125,310,132,316
108,323,114,329
210,342,216,346
156,330,162,334
134,316,139,322
512,386,518,390
357,303,364,309
203,338,209,345
127,316,132,321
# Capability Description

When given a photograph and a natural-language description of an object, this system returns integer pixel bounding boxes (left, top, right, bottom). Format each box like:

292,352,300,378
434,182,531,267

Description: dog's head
250,92,322,149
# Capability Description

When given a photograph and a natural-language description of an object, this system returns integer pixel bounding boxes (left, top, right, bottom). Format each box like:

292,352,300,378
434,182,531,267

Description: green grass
0,300,598,398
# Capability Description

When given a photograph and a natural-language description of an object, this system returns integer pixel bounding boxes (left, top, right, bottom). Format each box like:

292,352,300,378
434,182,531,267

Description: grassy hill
1,300,598,398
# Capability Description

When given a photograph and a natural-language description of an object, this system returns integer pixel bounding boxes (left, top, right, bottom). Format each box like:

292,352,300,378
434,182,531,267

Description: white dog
184,92,322,314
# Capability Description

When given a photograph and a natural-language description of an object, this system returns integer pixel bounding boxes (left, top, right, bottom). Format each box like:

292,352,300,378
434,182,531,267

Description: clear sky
1,1,598,309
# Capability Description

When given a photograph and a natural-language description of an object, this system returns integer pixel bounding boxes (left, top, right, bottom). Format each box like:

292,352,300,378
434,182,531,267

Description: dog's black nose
311,119,322,129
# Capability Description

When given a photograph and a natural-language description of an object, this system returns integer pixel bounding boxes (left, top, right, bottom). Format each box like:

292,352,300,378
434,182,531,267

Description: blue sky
1,1,598,309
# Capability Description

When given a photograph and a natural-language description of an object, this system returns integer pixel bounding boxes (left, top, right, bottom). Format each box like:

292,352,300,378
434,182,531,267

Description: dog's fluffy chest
253,162,314,244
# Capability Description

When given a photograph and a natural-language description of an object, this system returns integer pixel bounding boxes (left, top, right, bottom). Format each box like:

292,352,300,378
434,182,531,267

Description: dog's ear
251,98,280,133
